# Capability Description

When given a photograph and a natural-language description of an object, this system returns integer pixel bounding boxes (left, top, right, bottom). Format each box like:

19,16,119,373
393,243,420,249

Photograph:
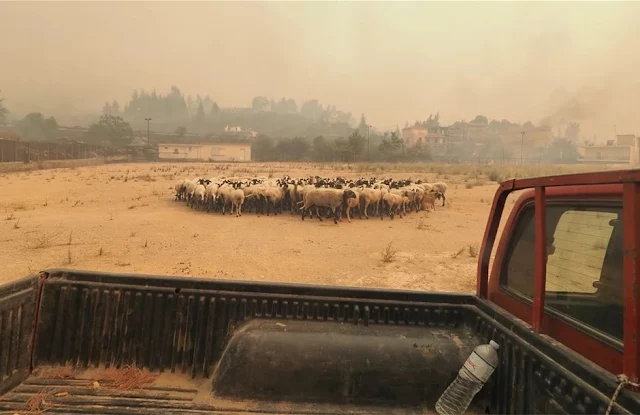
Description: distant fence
0,140,108,163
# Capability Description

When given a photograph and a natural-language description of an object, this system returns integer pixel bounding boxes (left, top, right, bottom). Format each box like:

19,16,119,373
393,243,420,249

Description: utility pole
145,118,152,148
367,125,372,160
520,131,525,165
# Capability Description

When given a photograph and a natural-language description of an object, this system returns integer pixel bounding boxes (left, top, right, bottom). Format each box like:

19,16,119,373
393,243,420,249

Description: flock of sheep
174,175,448,224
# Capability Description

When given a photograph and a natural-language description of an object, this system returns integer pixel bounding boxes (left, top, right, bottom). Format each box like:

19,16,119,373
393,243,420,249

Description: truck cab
0,169,639,414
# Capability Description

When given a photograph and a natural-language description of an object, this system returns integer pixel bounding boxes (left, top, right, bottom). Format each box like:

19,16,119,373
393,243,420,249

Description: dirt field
0,161,607,292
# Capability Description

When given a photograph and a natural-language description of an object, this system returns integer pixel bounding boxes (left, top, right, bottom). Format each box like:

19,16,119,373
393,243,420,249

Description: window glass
546,210,616,293
501,204,623,340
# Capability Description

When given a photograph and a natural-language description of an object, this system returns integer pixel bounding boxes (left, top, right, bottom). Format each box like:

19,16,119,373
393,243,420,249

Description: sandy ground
0,162,509,292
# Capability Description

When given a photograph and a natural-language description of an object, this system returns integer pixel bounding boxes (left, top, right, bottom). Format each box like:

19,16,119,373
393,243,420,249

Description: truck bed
2,368,448,414
1,269,638,414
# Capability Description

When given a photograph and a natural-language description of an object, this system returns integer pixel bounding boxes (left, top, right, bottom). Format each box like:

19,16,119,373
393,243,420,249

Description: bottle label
463,351,496,383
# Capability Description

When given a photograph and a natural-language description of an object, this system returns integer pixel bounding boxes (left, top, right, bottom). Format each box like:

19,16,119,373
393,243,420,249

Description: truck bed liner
1,269,639,414
0,368,439,414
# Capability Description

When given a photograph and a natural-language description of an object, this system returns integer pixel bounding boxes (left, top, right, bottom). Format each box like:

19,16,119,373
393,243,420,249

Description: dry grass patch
26,230,62,250
452,244,479,259
24,387,55,414
12,202,28,211
381,242,397,263
34,365,77,379
128,203,149,210
90,365,157,391
135,173,156,182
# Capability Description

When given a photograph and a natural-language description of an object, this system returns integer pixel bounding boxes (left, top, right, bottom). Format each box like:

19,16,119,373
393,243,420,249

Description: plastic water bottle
435,340,500,415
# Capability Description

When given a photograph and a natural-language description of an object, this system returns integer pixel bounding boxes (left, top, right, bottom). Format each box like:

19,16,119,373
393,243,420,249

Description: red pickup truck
0,169,639,414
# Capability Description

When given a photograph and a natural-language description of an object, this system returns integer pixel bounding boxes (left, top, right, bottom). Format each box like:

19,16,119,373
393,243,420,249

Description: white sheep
217,184,234,214
229,188,245,217
300,188,355,224
343,188,362,223
192,184,206,211
359,188,382,219
381,192,404,220
174,179,188,201
204,183,220,213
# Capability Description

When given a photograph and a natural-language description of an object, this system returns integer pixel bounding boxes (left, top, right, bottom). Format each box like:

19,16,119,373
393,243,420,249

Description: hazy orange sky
1,2,638,139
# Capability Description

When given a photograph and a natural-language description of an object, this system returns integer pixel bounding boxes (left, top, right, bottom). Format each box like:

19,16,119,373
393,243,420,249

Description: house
580,134,639,165
158,142,251,162
499,126,554,147
224,125,242,133
401,125,428,146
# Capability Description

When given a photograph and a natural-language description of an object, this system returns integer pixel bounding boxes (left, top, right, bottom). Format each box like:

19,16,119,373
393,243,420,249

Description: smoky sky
1,2,639,139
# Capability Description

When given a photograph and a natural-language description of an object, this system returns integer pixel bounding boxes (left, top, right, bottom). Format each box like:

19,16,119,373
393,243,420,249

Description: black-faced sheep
432,182,448,206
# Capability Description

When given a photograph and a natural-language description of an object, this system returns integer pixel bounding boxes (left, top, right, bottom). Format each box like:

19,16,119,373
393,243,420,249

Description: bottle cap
489,340,500,349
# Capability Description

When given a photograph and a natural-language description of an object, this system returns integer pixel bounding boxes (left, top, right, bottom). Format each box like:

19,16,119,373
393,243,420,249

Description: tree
395,125,401,137
0,90,7,124
210,102,220,116
275,137,309,160
102,102,112,115
252,96,271,112
378,131,405,161
16,113,58,141
187,95,194,114
358,114,368,135
347,130,365,160
471,115,488,125
111,100,120,115
523,121,534,129
86,114,133,146
286,98,298,114
547,138,579,163
195,102,205,123
332,137,352,162
301,100,323,120
175,126,187,138
565,122,580,141
311,135,333,161
251,135,275,161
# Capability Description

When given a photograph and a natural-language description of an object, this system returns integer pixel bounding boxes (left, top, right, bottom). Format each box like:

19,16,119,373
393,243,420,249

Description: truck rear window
501,203,623,341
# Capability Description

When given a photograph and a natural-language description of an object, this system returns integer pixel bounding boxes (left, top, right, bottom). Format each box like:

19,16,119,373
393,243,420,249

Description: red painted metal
622,182,640,382
481,169,640,377
491,290,623,374
531,187,547,332
476,181,512,298
508,169,640,190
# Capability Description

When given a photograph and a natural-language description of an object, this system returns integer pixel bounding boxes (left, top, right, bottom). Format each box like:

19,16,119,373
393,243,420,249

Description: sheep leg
346,206,351,223
363,201,370,219
315,207,323,222
442,194,446,207
332,207,338,224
